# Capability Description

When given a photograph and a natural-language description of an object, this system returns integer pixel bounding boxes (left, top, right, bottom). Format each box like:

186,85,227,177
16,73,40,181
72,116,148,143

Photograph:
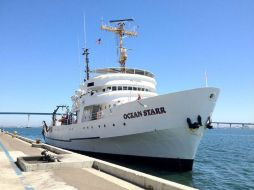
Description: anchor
187,115,202,129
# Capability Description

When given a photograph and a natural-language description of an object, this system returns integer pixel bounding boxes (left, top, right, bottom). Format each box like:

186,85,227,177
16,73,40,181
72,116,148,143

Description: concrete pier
0,131,197,190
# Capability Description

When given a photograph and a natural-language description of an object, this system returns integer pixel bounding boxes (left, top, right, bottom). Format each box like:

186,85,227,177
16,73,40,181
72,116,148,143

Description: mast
101,18,137,70
83,48,90,81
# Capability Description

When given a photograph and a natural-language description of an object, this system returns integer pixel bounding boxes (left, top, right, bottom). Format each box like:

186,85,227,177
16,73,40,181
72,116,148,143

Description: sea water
3,127,254,190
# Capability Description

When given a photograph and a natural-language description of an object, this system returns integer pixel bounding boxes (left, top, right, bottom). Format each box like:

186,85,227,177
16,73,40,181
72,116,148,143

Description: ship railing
90,67,154,78
91,111,103,121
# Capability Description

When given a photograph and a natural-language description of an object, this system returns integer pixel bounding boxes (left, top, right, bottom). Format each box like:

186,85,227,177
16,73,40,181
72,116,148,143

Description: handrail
90,67,155,78
91,111,103,120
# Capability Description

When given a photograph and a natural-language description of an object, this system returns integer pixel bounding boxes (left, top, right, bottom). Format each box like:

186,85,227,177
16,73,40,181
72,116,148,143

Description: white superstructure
44,19,220,171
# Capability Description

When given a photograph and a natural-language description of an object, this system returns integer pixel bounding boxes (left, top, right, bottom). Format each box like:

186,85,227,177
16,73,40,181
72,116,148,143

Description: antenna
83,13,87,49
204,70,208,87
83,14,90,81
77,37,82,83
101,18,137,70
109,18,134,23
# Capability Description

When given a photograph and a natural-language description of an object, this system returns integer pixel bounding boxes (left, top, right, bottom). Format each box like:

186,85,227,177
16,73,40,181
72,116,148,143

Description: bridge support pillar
27,114,30,128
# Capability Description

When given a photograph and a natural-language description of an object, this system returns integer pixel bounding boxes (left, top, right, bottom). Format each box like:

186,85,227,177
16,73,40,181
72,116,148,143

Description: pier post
27,114,30,128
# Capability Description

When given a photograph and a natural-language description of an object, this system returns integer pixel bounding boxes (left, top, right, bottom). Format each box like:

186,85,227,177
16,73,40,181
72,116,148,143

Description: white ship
44,19,220,171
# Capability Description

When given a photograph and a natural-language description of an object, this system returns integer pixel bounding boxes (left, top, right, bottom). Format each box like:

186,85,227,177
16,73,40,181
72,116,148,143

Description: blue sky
0,0,253,126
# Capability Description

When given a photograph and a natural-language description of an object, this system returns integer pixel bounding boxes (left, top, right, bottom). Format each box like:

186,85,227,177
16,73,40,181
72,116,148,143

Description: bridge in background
0,112,62,128
212,122,254,128
0,112,57,115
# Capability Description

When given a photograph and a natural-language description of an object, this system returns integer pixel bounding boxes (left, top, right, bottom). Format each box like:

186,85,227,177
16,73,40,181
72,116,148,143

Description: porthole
113,124,115,127
123,122,126,126
210,93,215,99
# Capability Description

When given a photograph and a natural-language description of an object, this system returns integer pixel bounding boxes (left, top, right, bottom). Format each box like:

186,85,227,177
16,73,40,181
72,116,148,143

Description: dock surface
0,133,143,190
0,131,197,190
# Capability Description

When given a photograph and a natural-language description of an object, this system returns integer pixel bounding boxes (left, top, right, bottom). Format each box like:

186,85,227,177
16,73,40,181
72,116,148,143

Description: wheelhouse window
87,82,94,87
103,86,150,92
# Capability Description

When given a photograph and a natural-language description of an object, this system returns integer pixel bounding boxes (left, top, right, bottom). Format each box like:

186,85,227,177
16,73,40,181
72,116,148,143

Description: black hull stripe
68,149,194,172
45,136,70,142
45,136,100,142
69,137,100,140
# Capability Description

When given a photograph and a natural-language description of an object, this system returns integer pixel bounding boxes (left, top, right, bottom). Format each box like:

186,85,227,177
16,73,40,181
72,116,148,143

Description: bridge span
0,112,62,128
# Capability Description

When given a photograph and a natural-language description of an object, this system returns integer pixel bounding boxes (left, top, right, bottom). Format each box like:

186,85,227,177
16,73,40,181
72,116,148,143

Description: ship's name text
123,107,166,119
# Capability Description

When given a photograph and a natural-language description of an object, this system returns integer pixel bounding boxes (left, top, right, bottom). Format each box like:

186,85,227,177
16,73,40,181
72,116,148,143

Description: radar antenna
101,18,138,70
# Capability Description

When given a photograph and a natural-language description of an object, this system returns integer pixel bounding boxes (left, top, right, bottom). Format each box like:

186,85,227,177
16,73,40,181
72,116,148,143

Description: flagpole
205,70,208,87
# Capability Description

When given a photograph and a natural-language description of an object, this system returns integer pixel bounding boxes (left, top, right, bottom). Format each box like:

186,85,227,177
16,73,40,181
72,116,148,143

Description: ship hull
45,87,219,171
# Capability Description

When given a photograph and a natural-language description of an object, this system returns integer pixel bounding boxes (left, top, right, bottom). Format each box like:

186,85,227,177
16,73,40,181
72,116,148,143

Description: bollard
12,131,17,138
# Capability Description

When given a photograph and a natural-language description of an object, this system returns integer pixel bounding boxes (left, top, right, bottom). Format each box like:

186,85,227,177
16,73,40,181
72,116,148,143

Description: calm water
3,127,254,190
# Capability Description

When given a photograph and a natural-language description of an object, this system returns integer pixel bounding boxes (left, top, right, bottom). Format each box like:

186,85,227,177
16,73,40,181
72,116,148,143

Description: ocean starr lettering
123,107,166,119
